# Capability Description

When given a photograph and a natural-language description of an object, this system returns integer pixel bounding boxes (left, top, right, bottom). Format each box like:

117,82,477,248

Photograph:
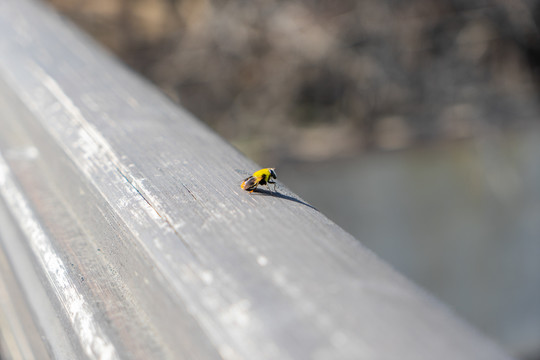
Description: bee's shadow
251,188,318,211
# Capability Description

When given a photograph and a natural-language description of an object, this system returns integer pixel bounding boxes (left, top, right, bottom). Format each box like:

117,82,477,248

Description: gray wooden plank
0,0,513,359
0,78,221,359
0,202,53,360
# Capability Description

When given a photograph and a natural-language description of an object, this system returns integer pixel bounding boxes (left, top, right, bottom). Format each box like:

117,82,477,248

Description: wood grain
0,0,512,359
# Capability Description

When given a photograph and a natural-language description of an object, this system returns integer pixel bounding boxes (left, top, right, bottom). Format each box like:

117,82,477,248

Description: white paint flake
256,256,269,267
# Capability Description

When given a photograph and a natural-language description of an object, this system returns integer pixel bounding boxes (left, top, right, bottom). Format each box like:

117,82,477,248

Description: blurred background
42,0,540,358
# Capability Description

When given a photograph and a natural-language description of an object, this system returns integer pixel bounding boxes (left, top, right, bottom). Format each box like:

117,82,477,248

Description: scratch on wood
181,183,198,201
113,166,201,259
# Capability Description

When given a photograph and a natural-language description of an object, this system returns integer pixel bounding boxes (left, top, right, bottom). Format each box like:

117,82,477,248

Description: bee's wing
241,176,263,190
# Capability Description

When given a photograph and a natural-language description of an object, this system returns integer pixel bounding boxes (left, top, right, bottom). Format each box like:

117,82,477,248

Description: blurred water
280,131,540,359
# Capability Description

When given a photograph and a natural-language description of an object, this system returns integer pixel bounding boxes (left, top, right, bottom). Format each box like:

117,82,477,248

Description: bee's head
269,168,277,179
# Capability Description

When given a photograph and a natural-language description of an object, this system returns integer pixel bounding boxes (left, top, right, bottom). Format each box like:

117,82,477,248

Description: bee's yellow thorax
252,168,271,180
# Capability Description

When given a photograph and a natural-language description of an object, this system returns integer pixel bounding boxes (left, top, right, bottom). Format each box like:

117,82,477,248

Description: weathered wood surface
0,0,512,359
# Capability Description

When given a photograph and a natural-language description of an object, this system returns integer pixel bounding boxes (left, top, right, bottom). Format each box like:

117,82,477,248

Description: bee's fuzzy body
241,168,277,193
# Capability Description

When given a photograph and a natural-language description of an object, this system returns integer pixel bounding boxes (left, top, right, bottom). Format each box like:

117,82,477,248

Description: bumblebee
241,168,277,193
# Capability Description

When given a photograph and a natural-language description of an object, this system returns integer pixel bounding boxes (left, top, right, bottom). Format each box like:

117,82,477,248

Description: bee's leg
268,180,276,192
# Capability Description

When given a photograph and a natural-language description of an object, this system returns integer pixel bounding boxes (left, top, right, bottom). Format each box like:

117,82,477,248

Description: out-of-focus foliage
45,0,540,162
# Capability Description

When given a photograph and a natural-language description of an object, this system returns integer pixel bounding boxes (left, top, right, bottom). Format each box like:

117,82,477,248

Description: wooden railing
0,0,512,359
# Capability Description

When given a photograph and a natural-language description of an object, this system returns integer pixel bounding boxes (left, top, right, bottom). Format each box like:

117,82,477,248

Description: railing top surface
0,0,512,359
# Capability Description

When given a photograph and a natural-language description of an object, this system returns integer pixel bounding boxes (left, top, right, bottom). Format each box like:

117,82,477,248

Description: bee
241,168,277,193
